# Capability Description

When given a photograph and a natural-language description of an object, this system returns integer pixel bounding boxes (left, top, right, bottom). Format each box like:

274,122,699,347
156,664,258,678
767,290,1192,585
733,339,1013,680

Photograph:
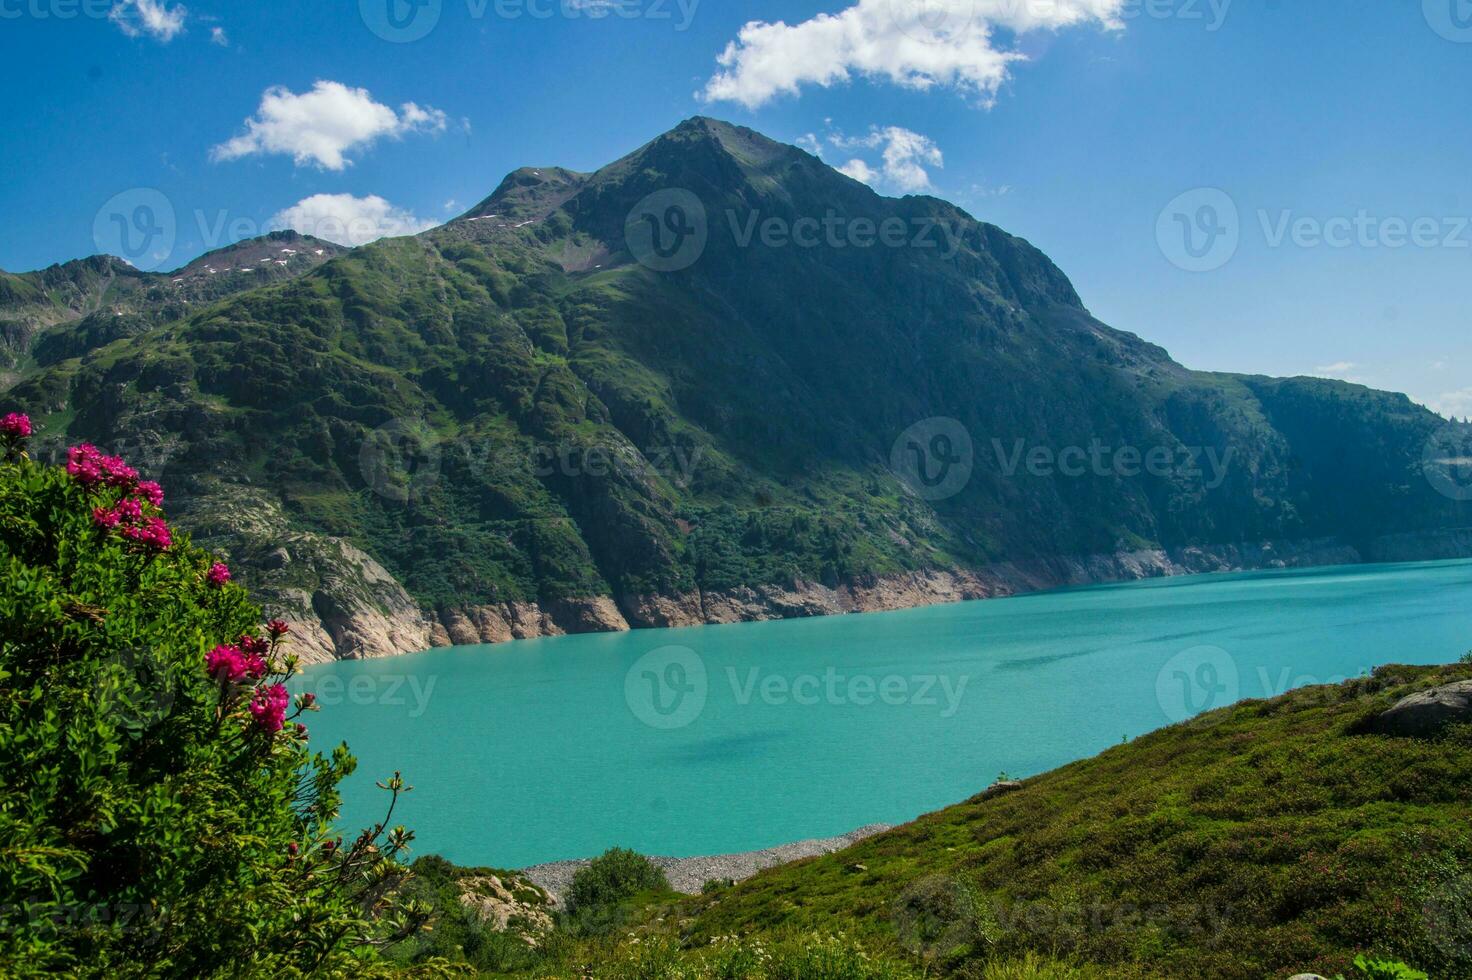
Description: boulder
980,780,1024,800
1370,680,1472,737
457,874,553,945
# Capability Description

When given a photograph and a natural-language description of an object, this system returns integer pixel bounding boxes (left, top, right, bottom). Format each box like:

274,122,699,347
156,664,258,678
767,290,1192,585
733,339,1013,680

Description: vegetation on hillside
2,120,1466,643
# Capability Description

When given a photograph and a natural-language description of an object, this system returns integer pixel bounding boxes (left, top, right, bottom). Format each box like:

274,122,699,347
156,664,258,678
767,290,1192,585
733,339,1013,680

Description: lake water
296,559,1472,869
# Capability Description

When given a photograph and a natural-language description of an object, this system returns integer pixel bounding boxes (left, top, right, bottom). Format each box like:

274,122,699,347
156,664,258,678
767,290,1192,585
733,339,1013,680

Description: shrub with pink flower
1,432,425,973
63,443,175,552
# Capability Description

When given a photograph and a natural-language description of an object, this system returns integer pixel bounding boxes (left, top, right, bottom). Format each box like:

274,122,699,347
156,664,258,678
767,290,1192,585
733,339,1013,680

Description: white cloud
212,81,447,171
796,133,823,156
109,0,187,42
831,126,943,192
966,181,1013,199
269,193,438,247
838,159,880,185
210,26,228,46
1313,361,1365,383
700,0,1124,108
1425,388,1472,420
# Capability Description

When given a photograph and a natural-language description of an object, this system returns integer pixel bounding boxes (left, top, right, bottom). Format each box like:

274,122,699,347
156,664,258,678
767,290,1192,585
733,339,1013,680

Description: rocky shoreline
243,525,1472,664
520,824,893,906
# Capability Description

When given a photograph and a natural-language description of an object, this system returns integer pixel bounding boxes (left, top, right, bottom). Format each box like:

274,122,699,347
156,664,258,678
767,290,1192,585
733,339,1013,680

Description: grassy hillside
663,661,1472,980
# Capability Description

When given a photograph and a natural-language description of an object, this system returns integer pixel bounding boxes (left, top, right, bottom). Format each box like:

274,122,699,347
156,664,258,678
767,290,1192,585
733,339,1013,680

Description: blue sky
1,0,1469,415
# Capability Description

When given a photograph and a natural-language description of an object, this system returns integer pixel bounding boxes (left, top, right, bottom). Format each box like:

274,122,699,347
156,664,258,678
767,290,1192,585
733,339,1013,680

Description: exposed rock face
1370,527,1472,563
456,873,553,945
187,516,1472,663
620,591,706,629
1370,680,1472,737
176,485,438,665
434,597,629,647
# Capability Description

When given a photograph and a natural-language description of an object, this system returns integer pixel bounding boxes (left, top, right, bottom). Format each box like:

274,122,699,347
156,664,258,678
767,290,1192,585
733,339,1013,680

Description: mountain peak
463,166,588,222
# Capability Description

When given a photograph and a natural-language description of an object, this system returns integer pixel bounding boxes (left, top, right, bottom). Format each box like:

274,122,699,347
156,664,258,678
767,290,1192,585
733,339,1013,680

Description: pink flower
99,454,138,489
93,506,122,529
67,444,105,486
239,634,270,657
119,516,172,551
266,619,291,638
136,480,164,507
249,683,290,733
205,644,248,683
206,562,231,588
235,638,268,680
206,645,242,680
0,413,31,440
113,497,142,521
65,443,139,491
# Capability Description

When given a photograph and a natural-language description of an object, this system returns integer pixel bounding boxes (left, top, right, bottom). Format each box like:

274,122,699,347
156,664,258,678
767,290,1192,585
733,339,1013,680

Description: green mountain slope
0,231,347,372
2,119,1468,660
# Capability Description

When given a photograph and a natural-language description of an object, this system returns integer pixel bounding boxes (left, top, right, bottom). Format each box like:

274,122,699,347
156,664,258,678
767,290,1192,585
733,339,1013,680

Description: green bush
565,848,671,919
0,424,428,977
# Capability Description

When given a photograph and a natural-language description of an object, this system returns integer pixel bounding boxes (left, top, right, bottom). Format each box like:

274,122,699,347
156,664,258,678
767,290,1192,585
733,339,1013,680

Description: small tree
564,848,670,919
0,418,428,977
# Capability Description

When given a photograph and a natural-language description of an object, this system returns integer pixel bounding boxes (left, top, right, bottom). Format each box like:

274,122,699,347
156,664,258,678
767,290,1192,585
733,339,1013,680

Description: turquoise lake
296,559,1472,869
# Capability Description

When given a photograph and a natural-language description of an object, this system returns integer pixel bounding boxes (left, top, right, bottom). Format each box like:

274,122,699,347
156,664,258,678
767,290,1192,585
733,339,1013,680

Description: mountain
2,118,1469,662
0,231,347,374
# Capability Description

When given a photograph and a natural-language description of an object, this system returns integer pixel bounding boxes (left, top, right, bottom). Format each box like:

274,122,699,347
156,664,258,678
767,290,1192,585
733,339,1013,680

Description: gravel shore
521,824,892,904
